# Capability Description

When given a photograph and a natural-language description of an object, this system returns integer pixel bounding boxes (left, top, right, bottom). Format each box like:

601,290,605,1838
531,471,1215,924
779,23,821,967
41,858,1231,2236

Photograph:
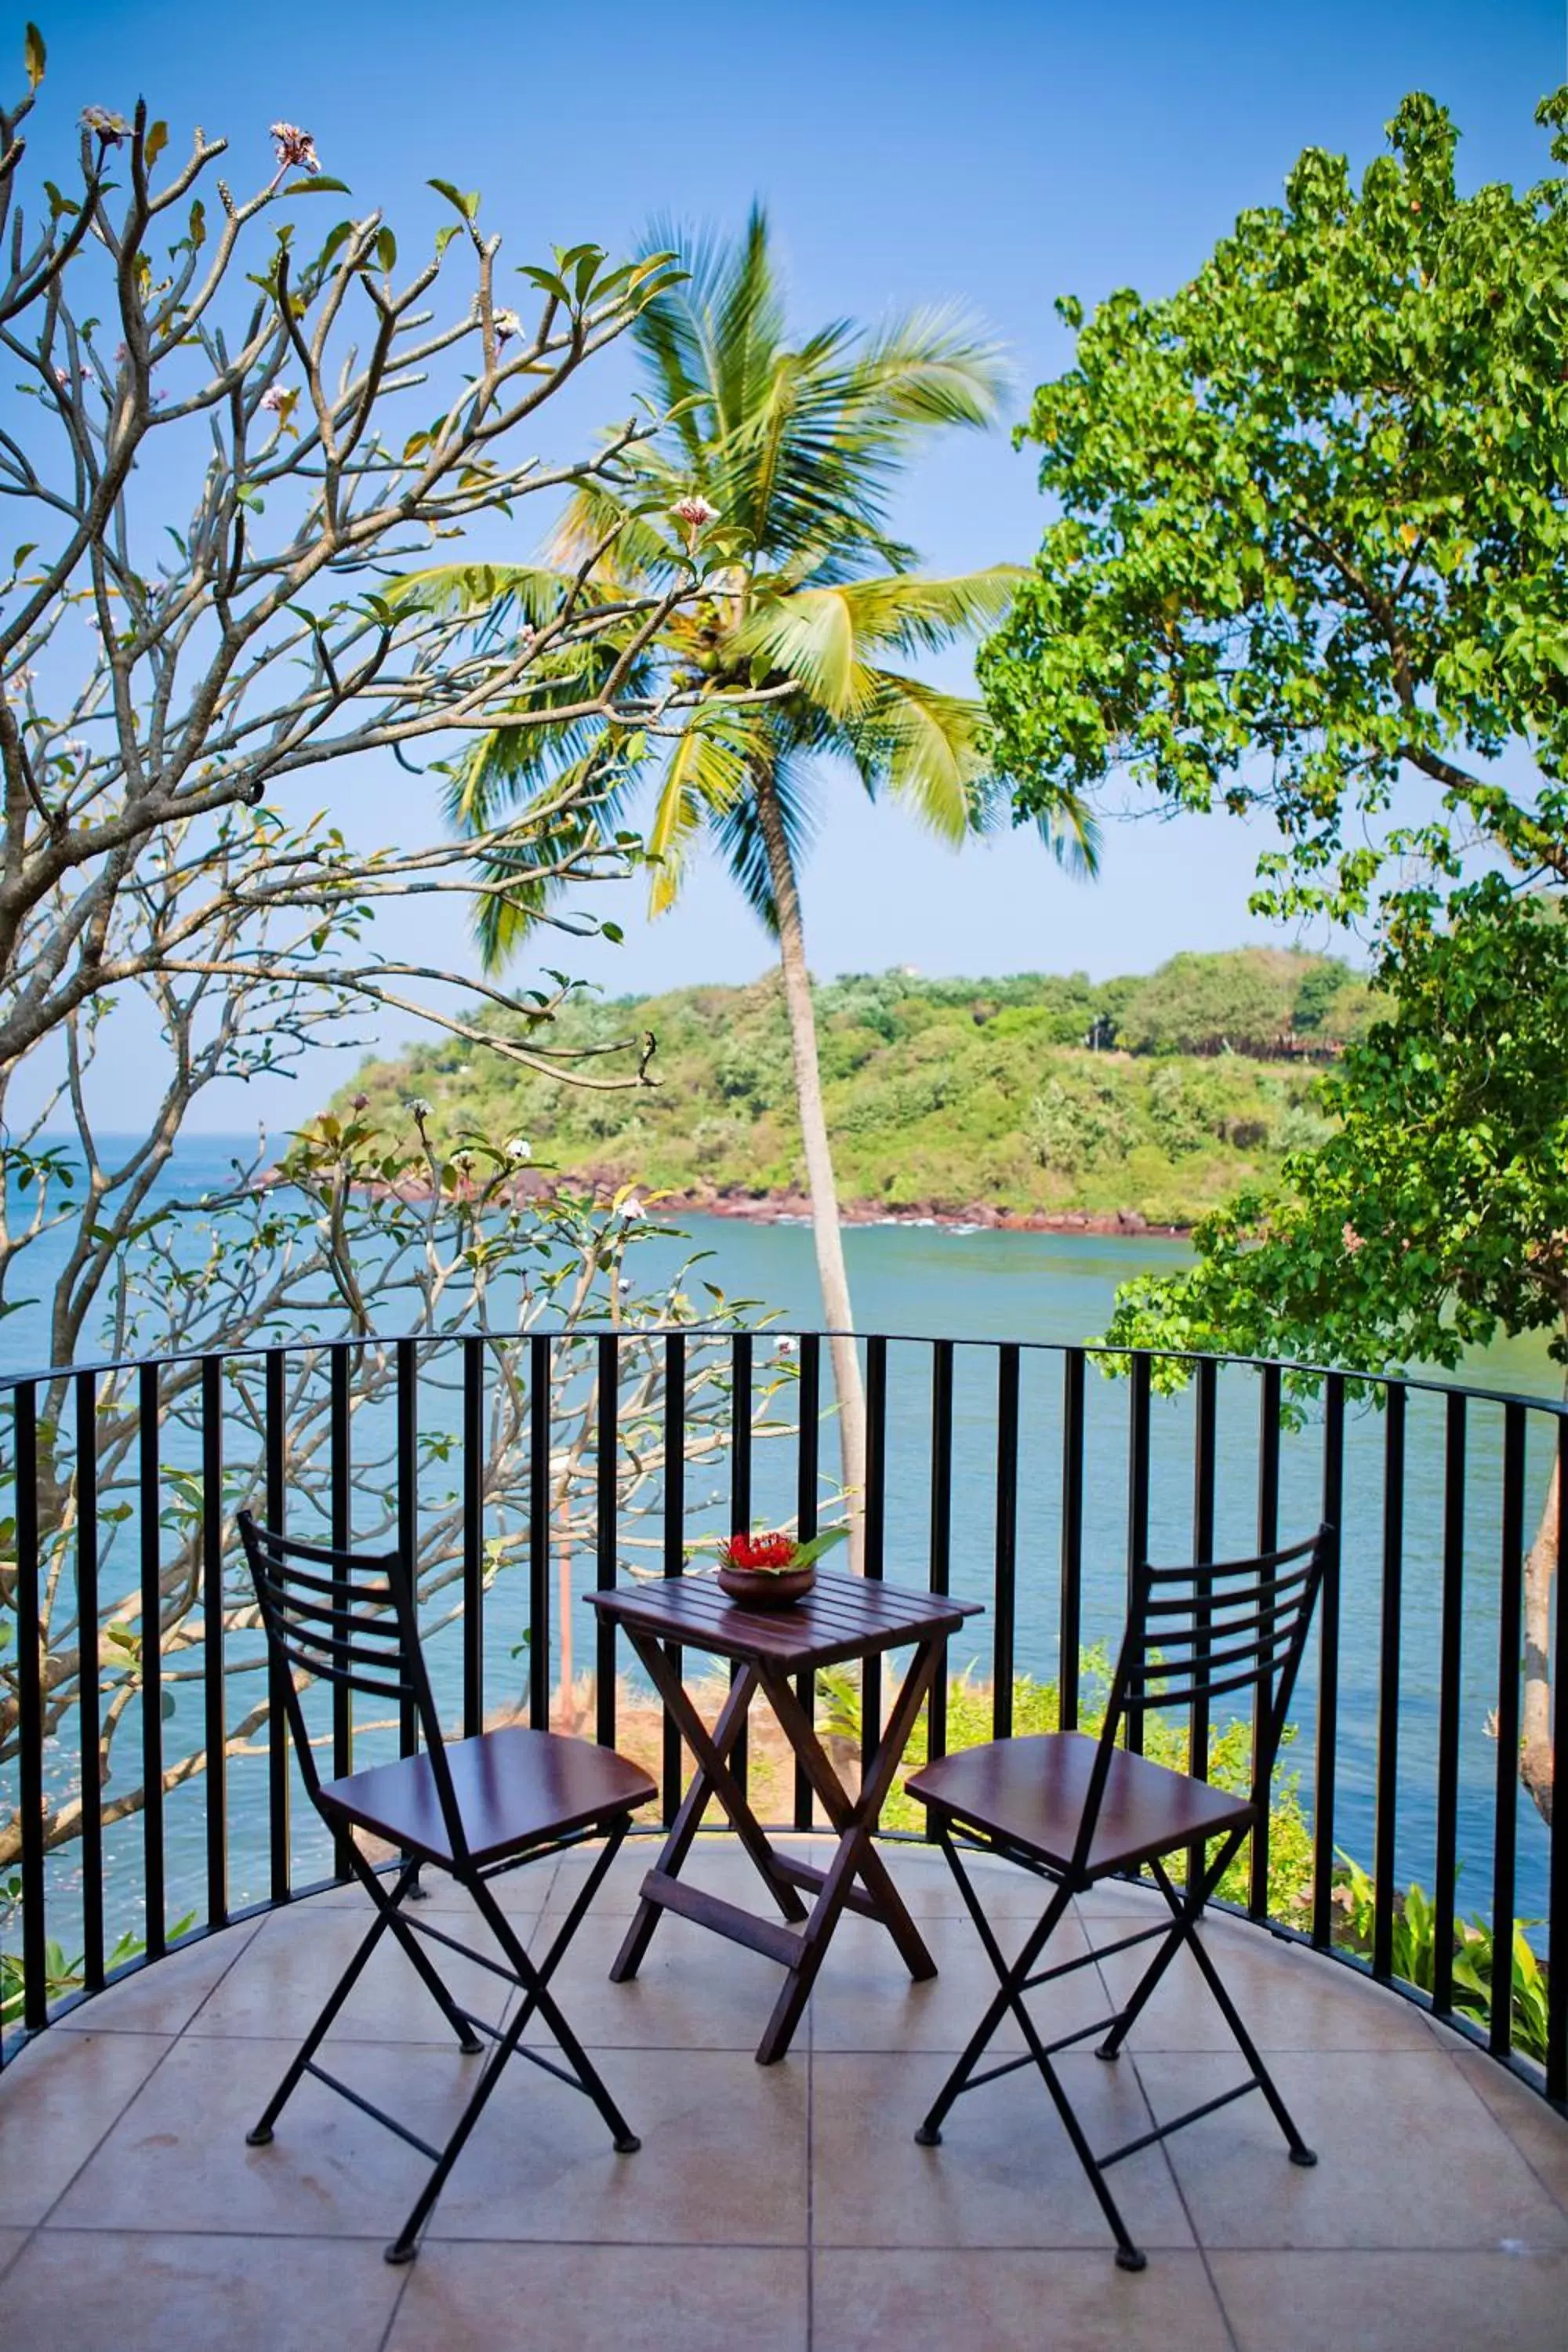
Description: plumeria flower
54,365,92,390
505,1135,532,1162
350,1092,370,1112
6,666,34,695
81,106,129,144
452,1149,476,1175
260,385,292,413
1341,1222,1364,1256
405,1096,433,1121
670,494,719,545
492,308,523,349
270,122,321,175
619,1196,644,1221
774,1336,799,1358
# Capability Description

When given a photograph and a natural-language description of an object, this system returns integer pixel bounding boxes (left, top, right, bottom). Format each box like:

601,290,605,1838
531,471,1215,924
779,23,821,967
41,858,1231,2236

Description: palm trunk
1522,1454,1555,1827
753,764,868,1566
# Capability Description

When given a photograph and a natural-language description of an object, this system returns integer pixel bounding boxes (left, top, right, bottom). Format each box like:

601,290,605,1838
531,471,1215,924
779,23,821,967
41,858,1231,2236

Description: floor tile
54,1920,263,2037
1094,1920,1433,2052
1138,2047,1568,2250
426,2043,808,2246
49,2034,474,2239
1449,2047,1568,2213
524,1902,800,2050
0,2227,29,2281
185,1902,515,2044
0,2229,405,2352
811,2049,1194,2251
808,1909,1103,2055
813,2247,1232,2352
0,2030,174,2227
387,2242,808,2350
1211,2248,1568,2352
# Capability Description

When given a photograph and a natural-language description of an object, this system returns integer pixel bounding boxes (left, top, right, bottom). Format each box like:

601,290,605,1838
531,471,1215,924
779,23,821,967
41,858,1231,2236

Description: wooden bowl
717,1562,817,1610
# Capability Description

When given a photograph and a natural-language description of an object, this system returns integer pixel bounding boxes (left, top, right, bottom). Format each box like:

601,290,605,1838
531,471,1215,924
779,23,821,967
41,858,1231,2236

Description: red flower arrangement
714,1525,849,1576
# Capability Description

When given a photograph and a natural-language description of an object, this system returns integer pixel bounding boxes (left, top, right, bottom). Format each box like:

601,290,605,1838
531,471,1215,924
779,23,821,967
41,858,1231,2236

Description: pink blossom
260,386,292,413
1341,1221,1364,1256
270,122,321,176
670,495,719,535
81,106,128,145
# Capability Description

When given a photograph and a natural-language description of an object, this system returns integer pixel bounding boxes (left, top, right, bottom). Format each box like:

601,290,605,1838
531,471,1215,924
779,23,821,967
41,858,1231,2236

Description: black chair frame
238,1511,651,2263
909,1526,1330,2271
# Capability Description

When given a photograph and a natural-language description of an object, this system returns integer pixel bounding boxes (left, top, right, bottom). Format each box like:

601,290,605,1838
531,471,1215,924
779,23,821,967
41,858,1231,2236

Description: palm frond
645,705,757,916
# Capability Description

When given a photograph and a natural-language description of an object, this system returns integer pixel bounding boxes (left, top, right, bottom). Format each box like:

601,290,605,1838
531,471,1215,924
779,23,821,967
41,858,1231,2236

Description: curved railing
1,1326,1563,2112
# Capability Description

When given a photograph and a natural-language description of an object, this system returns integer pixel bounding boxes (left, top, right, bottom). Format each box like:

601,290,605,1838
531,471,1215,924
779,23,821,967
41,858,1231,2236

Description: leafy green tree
982,87,1568,1828
1118,949,1312,1057
1107,880,1568,1823
982,89,1568,926
401,209,1096,1530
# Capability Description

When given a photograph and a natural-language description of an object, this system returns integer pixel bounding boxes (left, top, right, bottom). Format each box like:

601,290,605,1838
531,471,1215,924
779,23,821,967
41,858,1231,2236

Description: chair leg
247,1858,430,2147
1178,1899,1316,2168
383,1822,641,2266
914,1829,1149,2270
913,1829,1075,2145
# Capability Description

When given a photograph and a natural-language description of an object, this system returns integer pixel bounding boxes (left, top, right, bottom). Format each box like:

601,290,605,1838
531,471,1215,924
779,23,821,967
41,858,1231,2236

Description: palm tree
401,209,1097,1542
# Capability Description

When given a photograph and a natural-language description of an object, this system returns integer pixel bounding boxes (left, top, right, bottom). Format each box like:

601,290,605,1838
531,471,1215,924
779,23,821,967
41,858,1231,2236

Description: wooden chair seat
909,1730,1253,1882
321,1726,655,1870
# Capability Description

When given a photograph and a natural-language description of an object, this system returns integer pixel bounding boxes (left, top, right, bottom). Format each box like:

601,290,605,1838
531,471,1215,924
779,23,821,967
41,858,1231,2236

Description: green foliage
1105,879,1568,1374
983,88,1568,924
1335,1856,1550,2063
0,1874,195,2027
339,955,1352,1223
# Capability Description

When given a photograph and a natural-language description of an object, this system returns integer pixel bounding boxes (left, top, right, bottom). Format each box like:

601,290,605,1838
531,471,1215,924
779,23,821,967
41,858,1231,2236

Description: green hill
335,949,1370,1228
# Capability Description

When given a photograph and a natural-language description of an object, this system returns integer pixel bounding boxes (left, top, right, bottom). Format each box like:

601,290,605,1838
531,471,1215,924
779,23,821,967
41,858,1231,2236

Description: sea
4,1138,1559,1949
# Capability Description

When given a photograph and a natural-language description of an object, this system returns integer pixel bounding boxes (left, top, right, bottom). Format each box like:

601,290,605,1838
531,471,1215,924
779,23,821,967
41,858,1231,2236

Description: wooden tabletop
587,1568,982,1671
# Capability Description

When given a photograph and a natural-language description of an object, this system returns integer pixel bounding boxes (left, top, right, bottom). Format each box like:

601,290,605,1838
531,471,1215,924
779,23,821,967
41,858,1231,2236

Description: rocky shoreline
657,1186,1189,1239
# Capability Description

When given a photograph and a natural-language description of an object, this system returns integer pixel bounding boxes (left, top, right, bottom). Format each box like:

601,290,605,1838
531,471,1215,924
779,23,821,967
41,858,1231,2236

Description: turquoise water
4,1141,1559,1944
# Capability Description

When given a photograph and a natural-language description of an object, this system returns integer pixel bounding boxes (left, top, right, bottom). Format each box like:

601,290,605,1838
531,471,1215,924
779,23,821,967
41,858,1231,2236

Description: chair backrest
1072,1525,1330,1875
237,1511,467,1857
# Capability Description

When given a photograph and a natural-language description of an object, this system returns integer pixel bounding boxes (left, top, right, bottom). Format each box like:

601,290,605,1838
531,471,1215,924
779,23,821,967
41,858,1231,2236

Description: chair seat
906,1731,1254,1879
320,1725,657,1868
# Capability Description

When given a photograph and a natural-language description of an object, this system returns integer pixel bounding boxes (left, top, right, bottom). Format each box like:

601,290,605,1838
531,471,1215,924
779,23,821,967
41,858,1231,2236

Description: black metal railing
1,1327,1563,2114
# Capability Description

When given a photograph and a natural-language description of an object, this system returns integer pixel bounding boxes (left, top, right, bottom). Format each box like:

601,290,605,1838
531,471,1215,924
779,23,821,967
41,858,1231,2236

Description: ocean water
3,1139,1559,1945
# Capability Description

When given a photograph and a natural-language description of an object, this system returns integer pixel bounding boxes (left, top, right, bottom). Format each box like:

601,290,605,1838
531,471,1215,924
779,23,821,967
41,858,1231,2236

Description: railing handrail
2,1323,1564,1423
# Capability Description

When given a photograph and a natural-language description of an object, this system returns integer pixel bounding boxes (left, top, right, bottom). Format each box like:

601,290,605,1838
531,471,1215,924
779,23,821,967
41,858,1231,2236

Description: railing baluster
15,1383,46,2034
1372,1385,1406,1981
76,1370,103,1992
329,1346,353,1881
662,1333,686,1824
1059,1348,1085,1733
463,1338,484,1740
1548,1414,1568,2103
927,1341,954,1791
264,1351,290,1906
1187,1357,1217,1896
529,1333,550,1733
201,1353,227,1933
138,1363,165,1963
862,1336,887,1789
1312,1374,1345,1951
396,1340,418,1762
1126,1354,1152,1757
993,1345,1019,1744
730,1333,753,1799
1432,1391,1466,2020
1490,1402,1526,2057
596,1334,619,1753
1250,1363,1281,1918
793,1334,819,1830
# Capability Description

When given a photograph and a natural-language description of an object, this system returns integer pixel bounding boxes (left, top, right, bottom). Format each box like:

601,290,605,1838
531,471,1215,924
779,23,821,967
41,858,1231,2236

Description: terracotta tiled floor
2,1837,1566,2351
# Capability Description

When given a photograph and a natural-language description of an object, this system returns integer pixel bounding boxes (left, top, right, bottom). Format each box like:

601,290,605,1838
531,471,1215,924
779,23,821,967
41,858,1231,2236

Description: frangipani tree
401,209,1098,1534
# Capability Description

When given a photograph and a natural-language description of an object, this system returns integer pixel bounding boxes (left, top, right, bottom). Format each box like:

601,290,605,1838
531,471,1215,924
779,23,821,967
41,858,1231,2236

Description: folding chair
237,1510,657,2263
905,1526,1330,2271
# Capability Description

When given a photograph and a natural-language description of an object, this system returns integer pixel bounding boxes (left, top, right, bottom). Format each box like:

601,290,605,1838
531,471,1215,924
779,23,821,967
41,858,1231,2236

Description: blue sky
26,0,1568,1128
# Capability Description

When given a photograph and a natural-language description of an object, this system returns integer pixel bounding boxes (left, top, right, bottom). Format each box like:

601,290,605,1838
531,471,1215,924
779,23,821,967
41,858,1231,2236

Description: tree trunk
1522,1451,1555,1827
752,764,868,1565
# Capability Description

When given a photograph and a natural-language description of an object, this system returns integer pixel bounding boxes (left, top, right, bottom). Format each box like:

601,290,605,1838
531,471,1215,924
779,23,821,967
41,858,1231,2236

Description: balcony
2,1330,1566,2347
2,1832,1566,2349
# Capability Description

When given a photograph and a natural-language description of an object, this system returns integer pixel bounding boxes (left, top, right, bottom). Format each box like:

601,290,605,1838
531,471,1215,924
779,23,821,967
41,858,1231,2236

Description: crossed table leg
610,1629,947,2063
